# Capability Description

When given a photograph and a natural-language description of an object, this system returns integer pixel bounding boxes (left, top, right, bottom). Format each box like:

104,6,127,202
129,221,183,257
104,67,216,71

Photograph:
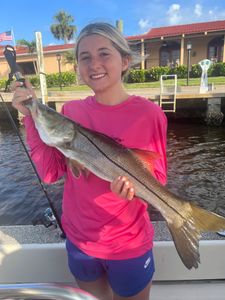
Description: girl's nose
89,56,101,69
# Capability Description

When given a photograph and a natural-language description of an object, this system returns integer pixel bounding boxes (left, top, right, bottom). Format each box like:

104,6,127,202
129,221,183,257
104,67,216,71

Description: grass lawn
48,76,225,91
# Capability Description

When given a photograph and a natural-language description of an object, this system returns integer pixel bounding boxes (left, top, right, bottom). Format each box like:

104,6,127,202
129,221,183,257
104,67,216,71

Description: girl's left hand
110,176,135,201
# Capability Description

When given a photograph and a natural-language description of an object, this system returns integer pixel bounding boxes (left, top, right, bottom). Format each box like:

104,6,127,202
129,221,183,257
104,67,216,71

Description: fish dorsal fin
132,149,160,173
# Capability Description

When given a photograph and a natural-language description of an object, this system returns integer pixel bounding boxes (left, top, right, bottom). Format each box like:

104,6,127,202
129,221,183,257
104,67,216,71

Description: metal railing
0,283,98,300
159,74,177,112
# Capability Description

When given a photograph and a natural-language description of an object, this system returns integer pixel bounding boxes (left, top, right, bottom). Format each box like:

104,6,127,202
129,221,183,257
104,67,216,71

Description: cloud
134,2,225,33
207,7,225,20
138,18,151,31
194,4,202,17
167,4,181,25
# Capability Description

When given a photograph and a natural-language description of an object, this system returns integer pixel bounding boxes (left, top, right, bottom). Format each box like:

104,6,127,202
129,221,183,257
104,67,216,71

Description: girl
12,22,167,300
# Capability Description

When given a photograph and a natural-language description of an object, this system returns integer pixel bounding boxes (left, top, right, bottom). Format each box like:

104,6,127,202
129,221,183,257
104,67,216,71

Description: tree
16,39,37,74
16,39,36,53
64,50,78,85
64,50,75,64
51,10,76,44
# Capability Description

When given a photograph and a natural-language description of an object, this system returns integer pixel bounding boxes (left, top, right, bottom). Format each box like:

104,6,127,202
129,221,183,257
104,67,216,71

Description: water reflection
166,123,225,214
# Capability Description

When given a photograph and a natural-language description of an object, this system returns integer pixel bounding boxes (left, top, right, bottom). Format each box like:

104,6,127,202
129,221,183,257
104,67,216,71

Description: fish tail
191,204,225,232
167,203,225,269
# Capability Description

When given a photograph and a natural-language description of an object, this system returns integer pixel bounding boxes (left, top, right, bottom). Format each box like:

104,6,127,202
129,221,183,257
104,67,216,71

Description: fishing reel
32,207,57,229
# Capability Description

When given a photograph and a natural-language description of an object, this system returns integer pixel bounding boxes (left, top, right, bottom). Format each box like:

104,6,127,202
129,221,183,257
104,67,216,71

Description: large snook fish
26,100,225,270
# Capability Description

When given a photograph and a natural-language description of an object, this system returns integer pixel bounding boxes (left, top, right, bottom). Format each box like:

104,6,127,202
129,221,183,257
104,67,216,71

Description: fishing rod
1,45,65,237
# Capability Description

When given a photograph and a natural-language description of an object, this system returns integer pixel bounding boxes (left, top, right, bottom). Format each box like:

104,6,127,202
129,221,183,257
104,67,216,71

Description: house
0,19,225,78
127,19,225,69
0,43,75,78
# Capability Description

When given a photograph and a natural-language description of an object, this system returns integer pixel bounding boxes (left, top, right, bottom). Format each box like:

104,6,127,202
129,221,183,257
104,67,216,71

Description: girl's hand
110,176,135,201
11,79,37,116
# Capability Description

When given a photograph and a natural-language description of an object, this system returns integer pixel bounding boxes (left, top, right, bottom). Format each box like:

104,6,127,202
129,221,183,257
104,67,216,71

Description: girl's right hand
11,79,37,116
110,176,135,201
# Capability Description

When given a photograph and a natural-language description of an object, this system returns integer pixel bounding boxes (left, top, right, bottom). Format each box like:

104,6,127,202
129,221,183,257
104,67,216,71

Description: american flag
0,30,13,42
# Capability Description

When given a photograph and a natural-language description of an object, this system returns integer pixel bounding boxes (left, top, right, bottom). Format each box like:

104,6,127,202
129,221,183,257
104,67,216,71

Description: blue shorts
66,239,155,297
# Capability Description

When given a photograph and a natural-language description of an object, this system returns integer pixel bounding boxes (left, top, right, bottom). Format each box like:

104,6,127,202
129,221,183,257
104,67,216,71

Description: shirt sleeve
23,115,66,183
151,108,168,185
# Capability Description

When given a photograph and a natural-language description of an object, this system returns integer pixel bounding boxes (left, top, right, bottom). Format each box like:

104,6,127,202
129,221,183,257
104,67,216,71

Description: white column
35,31,48,105
180,35,184,65
141,39,145,70
223,34,225,62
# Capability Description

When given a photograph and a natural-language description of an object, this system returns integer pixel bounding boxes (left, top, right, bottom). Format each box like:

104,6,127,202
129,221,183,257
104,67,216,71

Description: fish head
26,100,76,147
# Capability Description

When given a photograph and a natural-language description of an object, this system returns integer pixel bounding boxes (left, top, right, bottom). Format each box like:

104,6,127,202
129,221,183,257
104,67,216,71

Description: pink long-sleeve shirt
24,95,167,260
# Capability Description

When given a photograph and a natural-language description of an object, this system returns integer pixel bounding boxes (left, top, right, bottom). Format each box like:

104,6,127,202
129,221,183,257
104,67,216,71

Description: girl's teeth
91,74,105,79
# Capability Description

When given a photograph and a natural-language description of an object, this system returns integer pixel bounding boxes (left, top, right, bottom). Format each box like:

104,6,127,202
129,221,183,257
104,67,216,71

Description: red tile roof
42,43,75,53
127,19,225,40
0,43,75,56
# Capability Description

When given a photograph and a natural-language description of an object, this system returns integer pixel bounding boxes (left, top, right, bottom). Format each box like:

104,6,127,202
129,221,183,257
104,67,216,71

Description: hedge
28,71,77,88
125,62,225,83
145,66,170,81
0,71,77,90
126,69,145,83
0,79,6,90
1,62,225,88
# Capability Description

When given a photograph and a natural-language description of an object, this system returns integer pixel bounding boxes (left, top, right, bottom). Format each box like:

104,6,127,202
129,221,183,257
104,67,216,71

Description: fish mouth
90,73,106,80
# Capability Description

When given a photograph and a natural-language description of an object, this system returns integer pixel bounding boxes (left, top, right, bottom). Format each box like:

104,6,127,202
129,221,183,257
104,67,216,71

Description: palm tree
16,39,38,74
17,39,36,53
64,50,78,85
51,10,76,44
64,50,75,64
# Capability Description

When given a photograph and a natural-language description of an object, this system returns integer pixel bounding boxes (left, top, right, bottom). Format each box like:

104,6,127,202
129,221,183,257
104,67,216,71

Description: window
17,61,37,75
160,42,180,67
208,36,224,62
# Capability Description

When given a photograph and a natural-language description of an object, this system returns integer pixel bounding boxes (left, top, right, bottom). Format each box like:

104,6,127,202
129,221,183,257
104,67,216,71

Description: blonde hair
75,22,133,76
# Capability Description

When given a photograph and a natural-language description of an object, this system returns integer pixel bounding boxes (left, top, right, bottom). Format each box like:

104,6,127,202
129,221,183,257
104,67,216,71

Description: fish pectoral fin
68,159,90,178
68,159,81,178
132,149,160,174
167,203,225,270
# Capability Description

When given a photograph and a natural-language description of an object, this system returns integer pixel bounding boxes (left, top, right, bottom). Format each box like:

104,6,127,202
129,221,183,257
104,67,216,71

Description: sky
1,0,225,46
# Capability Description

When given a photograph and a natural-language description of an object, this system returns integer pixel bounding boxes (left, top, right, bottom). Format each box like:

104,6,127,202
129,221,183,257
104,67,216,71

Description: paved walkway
1,84,225,102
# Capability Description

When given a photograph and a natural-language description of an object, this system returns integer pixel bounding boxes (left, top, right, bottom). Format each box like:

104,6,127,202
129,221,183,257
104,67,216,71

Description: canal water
0,120,225,225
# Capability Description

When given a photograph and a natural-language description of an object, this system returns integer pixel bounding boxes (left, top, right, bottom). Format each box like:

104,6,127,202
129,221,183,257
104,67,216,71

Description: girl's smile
90,73,107,80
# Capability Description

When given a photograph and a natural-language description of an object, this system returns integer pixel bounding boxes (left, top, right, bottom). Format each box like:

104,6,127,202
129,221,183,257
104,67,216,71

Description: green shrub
169,65,187,78
127,69,145,83
26,72,77,88
0,78,7,90
145,66,170,81
190,64,202,78
60,72,76,85
46,72,77,87
46,73,60,88
209,62,225,77
28,75,40,88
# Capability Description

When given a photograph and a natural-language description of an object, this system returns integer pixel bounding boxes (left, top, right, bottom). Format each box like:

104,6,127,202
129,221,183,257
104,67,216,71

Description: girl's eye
81,56,90,61
100,52,110,57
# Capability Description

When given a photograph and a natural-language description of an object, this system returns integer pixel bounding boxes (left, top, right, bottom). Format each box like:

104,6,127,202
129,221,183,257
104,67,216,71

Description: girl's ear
74,64,82,85
122,55,131,72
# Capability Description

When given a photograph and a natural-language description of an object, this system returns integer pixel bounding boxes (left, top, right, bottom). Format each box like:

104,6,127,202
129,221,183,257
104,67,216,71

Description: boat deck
0,222,225,299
